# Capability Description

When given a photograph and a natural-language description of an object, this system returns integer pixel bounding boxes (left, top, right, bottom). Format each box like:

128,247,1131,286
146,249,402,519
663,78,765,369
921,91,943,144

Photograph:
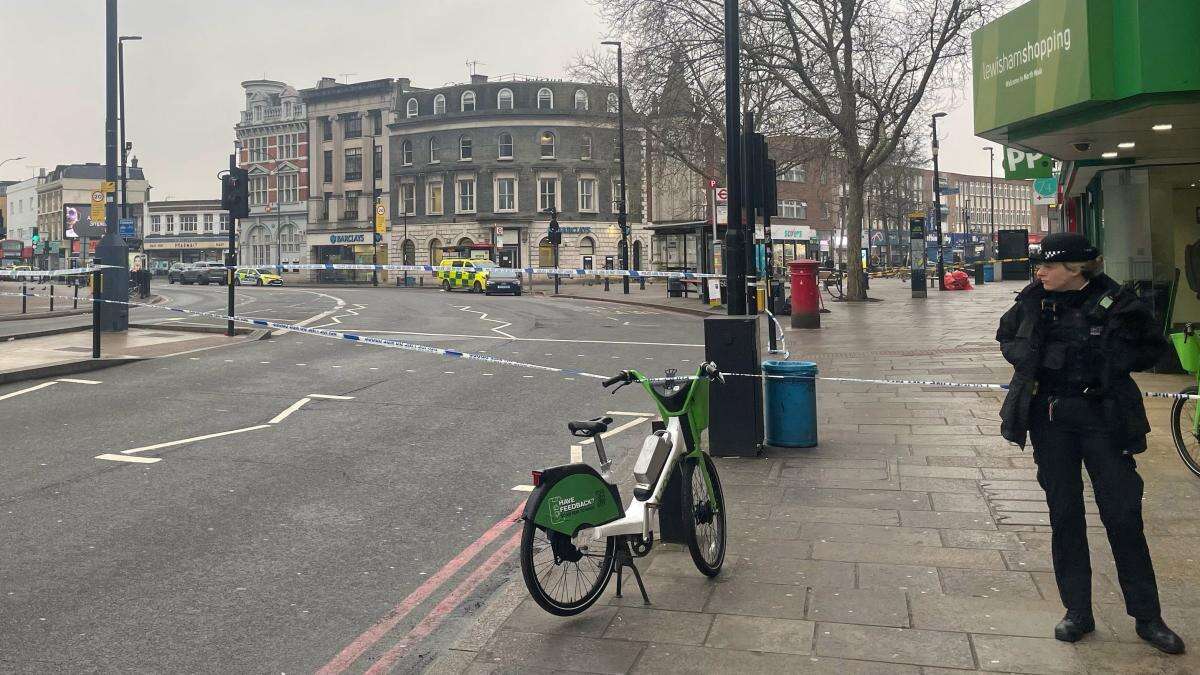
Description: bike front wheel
520,519,616,616
1170,385,1200,479
681,454,726,576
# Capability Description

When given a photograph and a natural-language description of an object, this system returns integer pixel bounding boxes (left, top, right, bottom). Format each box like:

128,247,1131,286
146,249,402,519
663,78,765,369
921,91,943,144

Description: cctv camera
1072,141,1092,152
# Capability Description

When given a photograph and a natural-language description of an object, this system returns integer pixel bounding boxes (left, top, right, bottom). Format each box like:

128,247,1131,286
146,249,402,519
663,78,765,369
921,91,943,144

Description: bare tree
742,0,1001,299
866,134,927,267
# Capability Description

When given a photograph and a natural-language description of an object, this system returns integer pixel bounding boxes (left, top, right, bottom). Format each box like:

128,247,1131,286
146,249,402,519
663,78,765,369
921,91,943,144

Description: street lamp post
370,134,379,287
983,146,996,263
118,35,141,223
931,112,947,290
0,156,26,170
602,40,630,295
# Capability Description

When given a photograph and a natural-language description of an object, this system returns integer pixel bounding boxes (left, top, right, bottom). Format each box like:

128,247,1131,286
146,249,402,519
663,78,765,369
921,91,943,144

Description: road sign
90,190,106,222
102,181,116,193
118,218,136,238
715,187,728,202
708,179,718,189
374,203,387,234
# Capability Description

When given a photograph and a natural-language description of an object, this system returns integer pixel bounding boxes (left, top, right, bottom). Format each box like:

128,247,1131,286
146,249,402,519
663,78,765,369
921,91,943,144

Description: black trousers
1029,396,1161,619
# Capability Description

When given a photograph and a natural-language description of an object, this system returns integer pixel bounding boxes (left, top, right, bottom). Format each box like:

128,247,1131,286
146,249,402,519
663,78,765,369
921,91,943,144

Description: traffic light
31,227,40,245
548,219,562,246
220,167,250,218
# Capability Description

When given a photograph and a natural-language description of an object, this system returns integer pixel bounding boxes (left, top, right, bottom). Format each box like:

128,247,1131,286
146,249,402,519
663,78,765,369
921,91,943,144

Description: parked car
180,261,227,285
167,262,191,284
484,267,523,296
234,267,283,286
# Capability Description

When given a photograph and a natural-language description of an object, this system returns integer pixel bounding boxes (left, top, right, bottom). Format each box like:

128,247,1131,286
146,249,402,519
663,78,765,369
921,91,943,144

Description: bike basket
1172,331,1200,373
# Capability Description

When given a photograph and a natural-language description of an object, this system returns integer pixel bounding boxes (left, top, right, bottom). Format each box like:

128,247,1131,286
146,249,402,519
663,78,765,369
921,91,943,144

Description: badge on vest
1099,295,1114,309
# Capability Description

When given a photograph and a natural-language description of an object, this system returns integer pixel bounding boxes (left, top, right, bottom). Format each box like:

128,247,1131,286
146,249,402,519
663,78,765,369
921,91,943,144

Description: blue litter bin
762,360,818,447
983,264,995,283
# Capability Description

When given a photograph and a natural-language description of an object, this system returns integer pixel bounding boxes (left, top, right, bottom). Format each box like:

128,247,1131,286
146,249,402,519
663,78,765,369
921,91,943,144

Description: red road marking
317,500,525,674
364,528,524,674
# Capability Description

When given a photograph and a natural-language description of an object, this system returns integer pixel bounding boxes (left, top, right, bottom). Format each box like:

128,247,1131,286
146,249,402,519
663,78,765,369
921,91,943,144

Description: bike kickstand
611,538,650,605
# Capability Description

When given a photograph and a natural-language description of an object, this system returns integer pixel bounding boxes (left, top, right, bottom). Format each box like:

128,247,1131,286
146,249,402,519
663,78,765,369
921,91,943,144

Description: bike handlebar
602,371,631,388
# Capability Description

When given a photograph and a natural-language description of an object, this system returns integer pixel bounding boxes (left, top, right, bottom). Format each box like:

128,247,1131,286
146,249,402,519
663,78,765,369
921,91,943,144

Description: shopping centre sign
972,0,1092,133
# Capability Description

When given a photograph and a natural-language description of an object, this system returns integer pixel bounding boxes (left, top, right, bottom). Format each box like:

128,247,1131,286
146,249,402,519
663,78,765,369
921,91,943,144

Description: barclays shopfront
974,0,1200,327
308,230,387,283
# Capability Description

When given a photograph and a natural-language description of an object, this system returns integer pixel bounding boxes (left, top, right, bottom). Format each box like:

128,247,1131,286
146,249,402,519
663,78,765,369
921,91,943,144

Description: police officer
996,232,1184,654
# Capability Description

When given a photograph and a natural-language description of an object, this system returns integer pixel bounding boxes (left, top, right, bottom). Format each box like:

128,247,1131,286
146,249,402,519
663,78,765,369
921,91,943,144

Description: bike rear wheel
1170,385,1200,479
681,454,726,576
520,519,616,616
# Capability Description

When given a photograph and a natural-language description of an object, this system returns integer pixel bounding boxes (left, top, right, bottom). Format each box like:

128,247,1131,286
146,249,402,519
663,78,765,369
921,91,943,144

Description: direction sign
118,218,136,238
102,181,116,193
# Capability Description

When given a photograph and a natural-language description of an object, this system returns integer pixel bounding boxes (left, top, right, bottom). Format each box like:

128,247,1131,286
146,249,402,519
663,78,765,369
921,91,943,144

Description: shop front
143,237,228,264
974,0,1200,327
308,230,387,283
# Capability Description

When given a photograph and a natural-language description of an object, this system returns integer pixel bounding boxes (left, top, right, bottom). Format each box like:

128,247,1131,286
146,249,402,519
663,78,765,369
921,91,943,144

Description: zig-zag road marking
314,302,367,329
452,305,515,339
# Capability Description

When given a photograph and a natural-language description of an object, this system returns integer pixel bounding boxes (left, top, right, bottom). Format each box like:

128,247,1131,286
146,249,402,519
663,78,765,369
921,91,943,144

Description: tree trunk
844,171,867,300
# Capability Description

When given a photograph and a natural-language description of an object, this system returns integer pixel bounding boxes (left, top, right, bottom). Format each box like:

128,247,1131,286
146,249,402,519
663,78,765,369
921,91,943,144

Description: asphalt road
0,283,706,673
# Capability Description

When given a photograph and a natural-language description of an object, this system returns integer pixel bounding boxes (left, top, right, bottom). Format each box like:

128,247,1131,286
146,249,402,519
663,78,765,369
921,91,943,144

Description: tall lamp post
931,112,947,290
0,156,25,170
983,146,996,263
601,40,630,295
118,35,141,222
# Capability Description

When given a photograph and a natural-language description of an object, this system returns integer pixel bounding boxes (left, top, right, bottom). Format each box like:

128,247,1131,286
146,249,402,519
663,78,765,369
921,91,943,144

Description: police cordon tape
253,262,725,279
0,265,117,279
6,287,1200,401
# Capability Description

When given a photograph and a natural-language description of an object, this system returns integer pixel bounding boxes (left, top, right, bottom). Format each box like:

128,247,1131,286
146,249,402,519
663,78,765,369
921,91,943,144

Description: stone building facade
386,74,645,271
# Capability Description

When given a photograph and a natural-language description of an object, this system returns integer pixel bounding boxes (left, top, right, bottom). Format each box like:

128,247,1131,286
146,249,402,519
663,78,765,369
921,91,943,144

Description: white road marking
453,305,515,338
57,378,101,385
269,398,311,424
511,485,534,492
0,382,56,401
121,424,273,454
272,291,347,335
348,330,704,348
577,417,650,446
570,445,583,463
606,411,657,417
309,394,355,400
95,454,161,464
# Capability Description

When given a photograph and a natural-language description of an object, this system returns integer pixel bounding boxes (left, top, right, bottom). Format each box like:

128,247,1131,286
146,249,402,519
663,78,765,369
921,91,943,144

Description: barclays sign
330,233,366,244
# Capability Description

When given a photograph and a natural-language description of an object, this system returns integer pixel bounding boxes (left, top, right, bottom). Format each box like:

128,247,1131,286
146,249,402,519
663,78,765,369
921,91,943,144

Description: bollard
74,283,79,309
91,270,101,359
974,261,986,286
763,360,818,447
49,284,54,312
639,277,646,291
604,276,610,292
21,283,27,314
788,260,820,329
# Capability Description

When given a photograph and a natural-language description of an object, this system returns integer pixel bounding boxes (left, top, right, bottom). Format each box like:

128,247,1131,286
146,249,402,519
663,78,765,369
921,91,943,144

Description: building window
459,136,472,161
203,214,214,232
538,176,559,212
401,140,413,166
611,179,624,212
165,214,175,233
581,135,593,160
371,109,382,135
278,133,299,159
580,236,596,256
821,202,831,219
279,172,299,203
433,94,446,115
344,115,362,139
220,214,229,231
344,190,361,219
780,164,806,182
344,148,362,182
374,144,383,180
578,177,597,212
429,137,440,163
456,177,476,213
322,117,332,141
429,238,443,265
407,98,419,118
180,214,198,232
150,215,161,233
427,179,443,215
461,91,476,112
496,177,517,212
778,199,807,219
250,176,268,205
498,132,513,160
323,150,333,183
537,87,553,109
574,89,589,110
497,88,514,110
607,93,619,113
539,131,556,159
401,183,416,215
248,137,268,162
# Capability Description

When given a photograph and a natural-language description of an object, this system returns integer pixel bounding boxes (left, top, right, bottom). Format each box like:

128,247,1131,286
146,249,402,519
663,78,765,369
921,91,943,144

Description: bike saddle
568,417,613,437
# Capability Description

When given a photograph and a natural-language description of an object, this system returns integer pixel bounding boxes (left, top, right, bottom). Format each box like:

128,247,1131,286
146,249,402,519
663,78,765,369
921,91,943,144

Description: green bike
519,363,727,616
1170,324,1200,478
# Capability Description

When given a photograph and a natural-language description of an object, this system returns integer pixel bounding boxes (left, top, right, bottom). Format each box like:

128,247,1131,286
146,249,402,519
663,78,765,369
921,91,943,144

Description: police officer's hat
1030,232,1099,263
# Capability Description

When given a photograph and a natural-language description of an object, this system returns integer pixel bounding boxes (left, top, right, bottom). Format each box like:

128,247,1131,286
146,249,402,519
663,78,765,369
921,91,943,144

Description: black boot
1054,610,1095,642
1136,617,1185,654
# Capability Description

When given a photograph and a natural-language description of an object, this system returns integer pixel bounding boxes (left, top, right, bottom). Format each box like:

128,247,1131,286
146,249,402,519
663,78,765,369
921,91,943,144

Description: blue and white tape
0,265,116,279
235,263,722,279
5,289,1199,401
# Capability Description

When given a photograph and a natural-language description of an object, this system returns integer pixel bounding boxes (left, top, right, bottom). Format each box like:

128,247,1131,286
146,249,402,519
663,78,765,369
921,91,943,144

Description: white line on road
309,393,356,400
606,411,657,417
96,453,162,464
346,330,703,348
120,424,273,454
510,485,534,492
0,382,56,401
577,417,650,446
57,378,102,385
269,398,311,424
453,305,516,339
570,445,583,463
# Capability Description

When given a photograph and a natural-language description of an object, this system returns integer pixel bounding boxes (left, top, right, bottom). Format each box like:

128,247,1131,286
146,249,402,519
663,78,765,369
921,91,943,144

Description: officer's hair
1065,256,1104,279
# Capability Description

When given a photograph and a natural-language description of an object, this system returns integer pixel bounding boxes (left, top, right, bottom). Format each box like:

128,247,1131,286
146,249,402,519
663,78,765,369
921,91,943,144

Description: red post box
789,260,820,329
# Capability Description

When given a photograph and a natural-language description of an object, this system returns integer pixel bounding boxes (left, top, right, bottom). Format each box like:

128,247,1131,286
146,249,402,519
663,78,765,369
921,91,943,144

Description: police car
234,266,284,286
434,258,497,293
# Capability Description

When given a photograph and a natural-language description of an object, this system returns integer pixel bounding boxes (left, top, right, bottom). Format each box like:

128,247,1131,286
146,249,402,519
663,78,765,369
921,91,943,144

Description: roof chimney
317,77,337,88
397,78,411,91
470,74,488,84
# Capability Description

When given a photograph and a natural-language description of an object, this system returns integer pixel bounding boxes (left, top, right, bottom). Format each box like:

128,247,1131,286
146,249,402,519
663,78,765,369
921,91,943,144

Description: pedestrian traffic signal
220,167,250,219
31,228,40,245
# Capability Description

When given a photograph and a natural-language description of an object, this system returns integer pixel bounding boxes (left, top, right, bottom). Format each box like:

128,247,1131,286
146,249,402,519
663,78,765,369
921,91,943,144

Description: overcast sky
0,0,1000,198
